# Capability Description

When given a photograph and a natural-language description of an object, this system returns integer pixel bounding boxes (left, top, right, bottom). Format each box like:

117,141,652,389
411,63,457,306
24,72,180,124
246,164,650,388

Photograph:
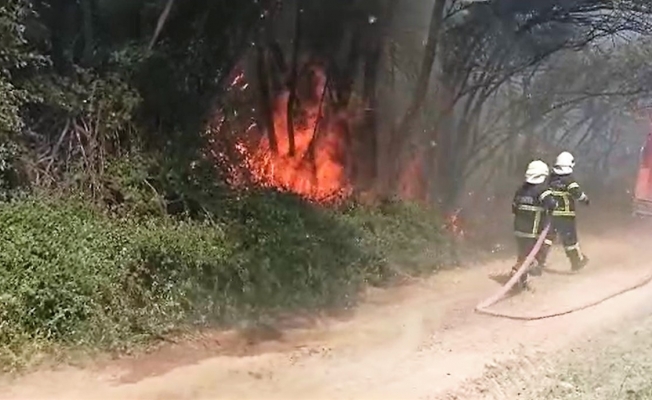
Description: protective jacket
512,182,557,239
547,173,588,217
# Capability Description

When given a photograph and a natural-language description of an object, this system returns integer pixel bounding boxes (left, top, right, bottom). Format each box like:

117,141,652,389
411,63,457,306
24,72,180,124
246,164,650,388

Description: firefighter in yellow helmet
540,151,590,271
511,160,557,288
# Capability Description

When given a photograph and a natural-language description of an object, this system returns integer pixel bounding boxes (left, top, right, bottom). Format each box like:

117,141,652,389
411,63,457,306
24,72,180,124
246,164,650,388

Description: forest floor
2,213,652,400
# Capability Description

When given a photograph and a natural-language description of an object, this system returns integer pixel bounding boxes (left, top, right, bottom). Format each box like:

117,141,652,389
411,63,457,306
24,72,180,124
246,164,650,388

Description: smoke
205,0,652,214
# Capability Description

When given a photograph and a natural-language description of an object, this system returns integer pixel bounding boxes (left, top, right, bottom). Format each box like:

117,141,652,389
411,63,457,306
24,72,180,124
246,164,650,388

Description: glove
581,196,590,206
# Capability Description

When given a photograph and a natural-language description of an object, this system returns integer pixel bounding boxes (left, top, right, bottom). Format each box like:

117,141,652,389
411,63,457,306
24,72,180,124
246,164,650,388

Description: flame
445,208,465,238
232,66,351,202
228,66,247,91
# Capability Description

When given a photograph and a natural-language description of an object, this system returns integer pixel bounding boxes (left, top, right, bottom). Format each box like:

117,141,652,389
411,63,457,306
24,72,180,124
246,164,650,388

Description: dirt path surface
2,219,652,400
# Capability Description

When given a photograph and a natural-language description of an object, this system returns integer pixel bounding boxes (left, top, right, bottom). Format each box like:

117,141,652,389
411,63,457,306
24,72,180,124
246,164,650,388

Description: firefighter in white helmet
539,151,590,271
510,159,558,289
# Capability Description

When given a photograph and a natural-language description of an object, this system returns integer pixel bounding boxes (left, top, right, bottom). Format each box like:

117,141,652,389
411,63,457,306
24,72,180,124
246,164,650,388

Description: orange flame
235,67,351,202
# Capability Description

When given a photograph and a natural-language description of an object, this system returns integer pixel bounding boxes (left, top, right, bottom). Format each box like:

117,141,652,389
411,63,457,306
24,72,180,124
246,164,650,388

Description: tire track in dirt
2,220,652,400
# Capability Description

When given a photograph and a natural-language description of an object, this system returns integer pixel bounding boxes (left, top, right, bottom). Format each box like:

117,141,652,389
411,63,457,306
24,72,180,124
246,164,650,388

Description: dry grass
447,310,652,399
531,314,652,400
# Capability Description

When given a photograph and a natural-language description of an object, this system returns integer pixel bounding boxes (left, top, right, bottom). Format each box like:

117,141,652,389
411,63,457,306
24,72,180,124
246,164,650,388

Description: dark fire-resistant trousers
543,216,586,268
515,236,550,267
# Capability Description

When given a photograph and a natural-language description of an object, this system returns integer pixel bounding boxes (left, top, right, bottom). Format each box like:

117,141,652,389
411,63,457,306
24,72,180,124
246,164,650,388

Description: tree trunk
256,43,279,154
286,0,303,157
432,112,462,212
80,0,95,66
359,0,398,190
148,0,175,51
386,0,446,195
49,0,78,75
390,0,446,147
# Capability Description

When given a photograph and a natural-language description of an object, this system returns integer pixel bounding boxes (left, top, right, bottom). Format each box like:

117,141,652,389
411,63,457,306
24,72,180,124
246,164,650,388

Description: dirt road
2,219,652,400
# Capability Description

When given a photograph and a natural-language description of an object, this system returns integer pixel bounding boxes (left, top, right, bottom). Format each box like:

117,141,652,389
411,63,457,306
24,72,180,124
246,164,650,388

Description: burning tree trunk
286,0,303,157
254,5,282,155
256,43,279,154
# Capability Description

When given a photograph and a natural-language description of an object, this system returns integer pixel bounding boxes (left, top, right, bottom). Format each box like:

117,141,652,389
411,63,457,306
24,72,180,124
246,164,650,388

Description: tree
384,0,652,210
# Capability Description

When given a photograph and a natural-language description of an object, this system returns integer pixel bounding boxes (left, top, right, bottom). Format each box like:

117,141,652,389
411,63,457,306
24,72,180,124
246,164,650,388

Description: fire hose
474,223,652,320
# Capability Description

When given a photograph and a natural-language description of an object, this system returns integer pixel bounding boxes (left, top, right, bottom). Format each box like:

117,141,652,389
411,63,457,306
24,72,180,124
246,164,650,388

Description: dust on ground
1,217,652,400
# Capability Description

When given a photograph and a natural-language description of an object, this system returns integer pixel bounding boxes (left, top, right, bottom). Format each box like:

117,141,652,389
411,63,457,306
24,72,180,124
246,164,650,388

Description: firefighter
511,160,557,288
542,151,590,271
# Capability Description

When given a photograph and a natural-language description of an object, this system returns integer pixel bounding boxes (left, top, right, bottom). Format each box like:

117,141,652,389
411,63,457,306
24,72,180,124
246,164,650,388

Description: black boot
511,265,528,290
529,260,543,276
536,243,551,273
566,245,587,272
572,254,589,272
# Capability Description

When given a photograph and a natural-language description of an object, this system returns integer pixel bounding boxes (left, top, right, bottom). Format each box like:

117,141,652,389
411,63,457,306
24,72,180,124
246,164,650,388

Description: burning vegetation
243,69,351,201
208,63,354,203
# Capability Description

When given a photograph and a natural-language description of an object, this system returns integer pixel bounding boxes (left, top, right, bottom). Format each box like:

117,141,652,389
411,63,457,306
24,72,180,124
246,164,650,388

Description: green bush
0,193,452,369
341,200,453,276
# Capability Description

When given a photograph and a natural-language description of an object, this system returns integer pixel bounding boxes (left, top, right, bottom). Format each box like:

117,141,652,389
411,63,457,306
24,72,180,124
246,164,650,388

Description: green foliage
27,70,140,125
0,193,451,370
0,0,457,373
0,0,45,138
341,200,452,276
0,0,45,75
0,78,26,138
0,141,27,201
17,68,144,196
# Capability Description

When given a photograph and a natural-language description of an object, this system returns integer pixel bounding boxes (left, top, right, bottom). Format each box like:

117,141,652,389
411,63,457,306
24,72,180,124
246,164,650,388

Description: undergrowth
0,0,458,373
528,314,652,400
0,189,451,370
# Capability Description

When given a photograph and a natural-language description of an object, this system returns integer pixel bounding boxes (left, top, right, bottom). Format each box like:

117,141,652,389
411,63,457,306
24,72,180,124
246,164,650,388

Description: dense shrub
0,0,452,376
341,200,453,276
0,193,451,369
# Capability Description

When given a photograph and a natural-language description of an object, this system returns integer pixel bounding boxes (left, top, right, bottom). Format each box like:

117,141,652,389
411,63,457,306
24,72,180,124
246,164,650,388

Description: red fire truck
633,131,652,216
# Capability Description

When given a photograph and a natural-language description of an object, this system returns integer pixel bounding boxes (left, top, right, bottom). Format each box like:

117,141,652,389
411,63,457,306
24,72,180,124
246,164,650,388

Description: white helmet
553,151,575,175
525,160,549,184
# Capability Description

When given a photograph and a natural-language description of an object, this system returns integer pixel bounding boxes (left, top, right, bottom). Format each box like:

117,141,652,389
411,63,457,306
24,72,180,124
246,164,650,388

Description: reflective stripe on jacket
547,173,587,217
512,182,557,238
